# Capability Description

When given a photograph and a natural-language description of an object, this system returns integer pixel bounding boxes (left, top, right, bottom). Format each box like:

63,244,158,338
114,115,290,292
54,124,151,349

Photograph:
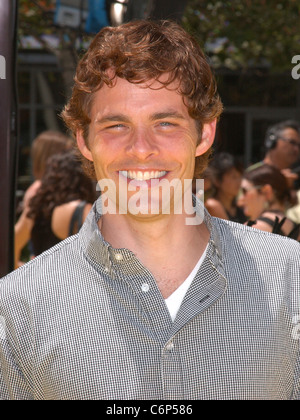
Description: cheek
244,194,255,208
230,178,240,189
89,135,120,161
278,144,290,155
222,178,237,193
246,197,255,209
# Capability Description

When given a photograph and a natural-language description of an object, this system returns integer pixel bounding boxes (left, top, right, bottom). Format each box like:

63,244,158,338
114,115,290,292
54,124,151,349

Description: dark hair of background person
27,151,96,222
264,119,300,151
244,164,291,205
31,130,73,180
209,152,244,185
205,152,246,224
62,19,223,180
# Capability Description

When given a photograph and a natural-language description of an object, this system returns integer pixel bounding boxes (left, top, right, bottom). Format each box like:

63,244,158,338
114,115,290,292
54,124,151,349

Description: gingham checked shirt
0,198,300,400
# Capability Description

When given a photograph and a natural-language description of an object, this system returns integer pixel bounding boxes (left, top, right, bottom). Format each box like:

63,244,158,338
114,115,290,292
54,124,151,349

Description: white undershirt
164,245,208,322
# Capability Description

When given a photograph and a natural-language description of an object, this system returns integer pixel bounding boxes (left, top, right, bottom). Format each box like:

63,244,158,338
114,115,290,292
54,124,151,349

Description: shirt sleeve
0,317,33,400
290,248,300,400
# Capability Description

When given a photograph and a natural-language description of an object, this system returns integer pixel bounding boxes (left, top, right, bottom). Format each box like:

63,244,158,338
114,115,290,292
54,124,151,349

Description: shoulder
0,235,81,304
213,217,300,307
52,201,92,239
0,235,90,338
287,197,300,225
205,198,228,219
212,216,300,263
211,217,300,334
23,180,41,206
0,235,91,362
2,203,98,304
211,217,299,304
51,200,80,238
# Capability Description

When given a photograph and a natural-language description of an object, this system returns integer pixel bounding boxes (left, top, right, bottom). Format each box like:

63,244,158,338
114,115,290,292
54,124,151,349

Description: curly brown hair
62,19,223,179
28,151,97,221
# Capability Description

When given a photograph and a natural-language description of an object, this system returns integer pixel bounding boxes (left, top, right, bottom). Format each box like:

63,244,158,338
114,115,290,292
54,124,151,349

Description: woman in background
15,151,97,267
15,131,73,264
238,164,299,239
205,152,247,223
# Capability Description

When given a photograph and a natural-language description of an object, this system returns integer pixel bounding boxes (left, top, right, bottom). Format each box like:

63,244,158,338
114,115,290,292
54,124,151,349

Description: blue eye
160,122,173,126
106,124,127,130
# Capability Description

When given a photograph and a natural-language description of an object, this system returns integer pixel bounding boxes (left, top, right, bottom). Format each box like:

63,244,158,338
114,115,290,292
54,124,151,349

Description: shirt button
166,341,174,351
114,253,123,261
141,283,150,293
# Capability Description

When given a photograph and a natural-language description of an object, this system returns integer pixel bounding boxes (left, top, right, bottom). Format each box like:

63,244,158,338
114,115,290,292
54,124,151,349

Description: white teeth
120,170,167,181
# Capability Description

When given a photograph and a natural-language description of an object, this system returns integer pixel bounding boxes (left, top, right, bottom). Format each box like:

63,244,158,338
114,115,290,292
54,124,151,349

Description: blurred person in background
15,151,96,267
238,164,299,240
192,166,214,203
287,190,300,224
247,120,300,192
205,152,247,223
19,130,73,208
15,130,73,263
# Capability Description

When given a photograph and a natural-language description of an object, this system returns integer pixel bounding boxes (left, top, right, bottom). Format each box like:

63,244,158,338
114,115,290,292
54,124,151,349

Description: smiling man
78,77,211,224
0,20,300,400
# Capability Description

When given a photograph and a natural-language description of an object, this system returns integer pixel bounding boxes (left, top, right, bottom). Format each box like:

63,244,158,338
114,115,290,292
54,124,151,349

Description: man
264,120,300,170
0,20,299,400
247,120,300,188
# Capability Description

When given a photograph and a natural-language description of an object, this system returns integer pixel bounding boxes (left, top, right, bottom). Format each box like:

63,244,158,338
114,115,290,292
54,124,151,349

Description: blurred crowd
14,130,97,269
198,119,300,240
15,119,300,268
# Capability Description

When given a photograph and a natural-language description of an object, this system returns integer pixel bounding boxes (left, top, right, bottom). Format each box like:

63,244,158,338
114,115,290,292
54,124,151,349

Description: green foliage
18,0,55,37
183,0,300,71
18,1,300,72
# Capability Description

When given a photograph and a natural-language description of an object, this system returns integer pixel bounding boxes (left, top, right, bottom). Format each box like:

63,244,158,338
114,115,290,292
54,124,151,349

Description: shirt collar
79,195,225,278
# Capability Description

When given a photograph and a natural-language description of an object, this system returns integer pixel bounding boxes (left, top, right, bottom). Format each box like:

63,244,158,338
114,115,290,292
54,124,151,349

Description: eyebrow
149,111,186,121
95,114,131,125
95,111,186,125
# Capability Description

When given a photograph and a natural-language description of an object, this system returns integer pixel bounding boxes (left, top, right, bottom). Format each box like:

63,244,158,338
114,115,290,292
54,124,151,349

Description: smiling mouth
119,170,167,181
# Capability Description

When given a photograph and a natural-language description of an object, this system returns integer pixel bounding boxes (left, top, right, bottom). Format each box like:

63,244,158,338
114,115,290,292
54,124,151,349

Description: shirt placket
110,251,174,343
161,338,184,399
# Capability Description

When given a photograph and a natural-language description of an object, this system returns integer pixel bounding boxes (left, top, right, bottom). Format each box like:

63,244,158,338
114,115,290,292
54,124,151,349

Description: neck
100,212,208,254
215,191,235,211
265,201,285,214
98,211,210,298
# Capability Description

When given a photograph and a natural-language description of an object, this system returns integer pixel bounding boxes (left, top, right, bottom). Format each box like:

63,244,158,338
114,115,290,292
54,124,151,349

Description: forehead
280,127,300,139
241,179,254,188
90,77,187,116
223,167,242,177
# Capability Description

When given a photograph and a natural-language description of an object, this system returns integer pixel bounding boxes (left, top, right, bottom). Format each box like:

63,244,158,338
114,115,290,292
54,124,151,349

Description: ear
76,130,93,162
195,119,216,157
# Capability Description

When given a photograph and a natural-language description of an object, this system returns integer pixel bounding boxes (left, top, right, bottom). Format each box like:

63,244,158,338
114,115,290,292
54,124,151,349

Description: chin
243,209,252,219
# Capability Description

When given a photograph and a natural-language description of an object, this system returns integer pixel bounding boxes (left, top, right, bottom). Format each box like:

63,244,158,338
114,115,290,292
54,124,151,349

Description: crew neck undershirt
164,244,208,322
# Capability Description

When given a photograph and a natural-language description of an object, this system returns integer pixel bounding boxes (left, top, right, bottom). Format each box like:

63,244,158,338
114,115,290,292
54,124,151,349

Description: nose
236,190,245,207
125,128,159,160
